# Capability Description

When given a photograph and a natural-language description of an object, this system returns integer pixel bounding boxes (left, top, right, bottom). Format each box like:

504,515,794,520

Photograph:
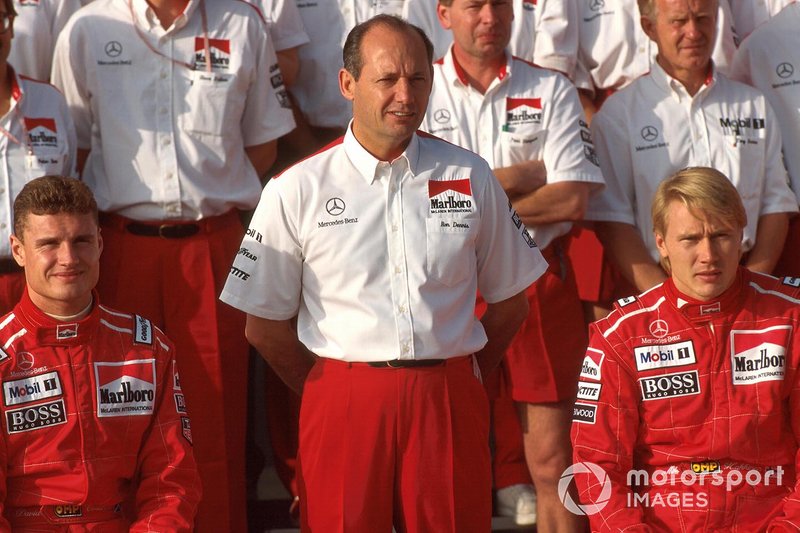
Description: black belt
124,221,200,239
0,258,22,274
367,359,445,368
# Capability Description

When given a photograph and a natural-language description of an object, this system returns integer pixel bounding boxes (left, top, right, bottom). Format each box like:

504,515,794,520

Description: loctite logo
95,360,156,417
634,340,696,371
731,325,790,385
4,371,62,406
6,399,67,434
576,381,601,402
639,370,700,401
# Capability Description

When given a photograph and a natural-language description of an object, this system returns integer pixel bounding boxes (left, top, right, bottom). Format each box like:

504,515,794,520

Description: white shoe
496,483,537,526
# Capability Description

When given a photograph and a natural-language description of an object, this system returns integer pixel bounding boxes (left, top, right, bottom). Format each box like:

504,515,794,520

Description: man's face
438,0,513,63
339,24,432,161
655,201,742,301
11,212,102,316
642,0,716,79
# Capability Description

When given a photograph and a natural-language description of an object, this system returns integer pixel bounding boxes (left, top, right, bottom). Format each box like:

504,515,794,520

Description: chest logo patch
634,340,696,371
24,118,58,149
195,38,230,71
639,370,700,401
95,359,156,417
731,325,790,385
6,398,66,434
506,98,542,128
3,371,62,406
429,179,474,214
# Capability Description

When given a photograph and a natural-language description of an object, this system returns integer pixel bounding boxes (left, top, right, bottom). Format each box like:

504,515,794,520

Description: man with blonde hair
571,166,800,531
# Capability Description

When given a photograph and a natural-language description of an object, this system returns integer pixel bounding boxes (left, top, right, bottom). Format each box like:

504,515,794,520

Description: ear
641,15,656,42
339,68,356,102
437,2,452,30
10,234,24,268
654,231,668,261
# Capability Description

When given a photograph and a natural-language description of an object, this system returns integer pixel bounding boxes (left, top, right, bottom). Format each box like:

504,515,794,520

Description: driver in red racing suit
571,167,800,532
0,176,200,531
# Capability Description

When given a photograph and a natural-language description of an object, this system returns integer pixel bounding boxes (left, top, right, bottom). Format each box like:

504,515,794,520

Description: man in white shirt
422,1,602,530
730,2,800,282
222,15,546,532
729,0,792,38
50,0,295,530
588,0,797,293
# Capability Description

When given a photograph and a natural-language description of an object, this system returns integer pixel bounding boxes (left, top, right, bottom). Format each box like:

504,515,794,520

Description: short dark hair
343,14,434,80
14,176,98,239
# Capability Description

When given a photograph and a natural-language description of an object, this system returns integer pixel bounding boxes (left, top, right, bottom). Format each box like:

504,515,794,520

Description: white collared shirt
251,0,309,52
220,127,547,362
406,0,578,78
423,48,603,248
588,61,798,260
575,0,738,95
729,0,793,38
10,0,82,81
731,3,800,204
0,69,76,257
51,0,295,220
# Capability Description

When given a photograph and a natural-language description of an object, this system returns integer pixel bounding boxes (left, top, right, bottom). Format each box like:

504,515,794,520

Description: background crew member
51,0,295,530
0,0,75,313
2,176,200,530
587,0,797,293
221,15,547,532
8,0,80,81
571,167,800,531
730,3,800,278
422,0,603,529
728,0,792,38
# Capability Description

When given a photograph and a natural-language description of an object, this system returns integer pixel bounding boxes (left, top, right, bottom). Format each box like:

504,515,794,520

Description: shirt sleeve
758,97,798,216
533,0,578,80
130,333,201,532
262,0,310,52
571,325,653,532
51,16,93,152
712,0,739,77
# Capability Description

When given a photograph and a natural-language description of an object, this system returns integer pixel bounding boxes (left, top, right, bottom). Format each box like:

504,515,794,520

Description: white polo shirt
220,128,547,362
406,0,577,78
253,0,309,52
729,0,793,38
423,49,603,249
588,61,798,260
51,0,295,221
9,0,82,81
575,0,737,95
731,3,800,204
0,69,76,257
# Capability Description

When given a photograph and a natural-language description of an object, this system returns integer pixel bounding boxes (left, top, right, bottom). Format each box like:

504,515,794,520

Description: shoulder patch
616,295,638,307
0,345,9,364
782,276,800,288
134,315,153,345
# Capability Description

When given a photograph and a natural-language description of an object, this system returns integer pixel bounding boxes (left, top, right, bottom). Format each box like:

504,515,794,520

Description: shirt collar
132,0,197,32
665,267,745,321
343,121,420,184
649,59,717,99
14,288,101,347
444,45,510,88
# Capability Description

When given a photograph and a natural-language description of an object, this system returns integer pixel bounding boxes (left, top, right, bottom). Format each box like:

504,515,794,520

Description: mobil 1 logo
634,340,696,371
639,370,700,401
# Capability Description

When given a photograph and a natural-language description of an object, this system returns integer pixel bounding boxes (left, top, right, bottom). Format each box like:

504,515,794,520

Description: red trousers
96,211,249,533
298,356,491,533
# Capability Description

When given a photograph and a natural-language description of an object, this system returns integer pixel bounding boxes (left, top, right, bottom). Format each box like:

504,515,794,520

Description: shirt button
162,137,171,146
401,344,410,355
394,266,402,274
392,224,399,232
398,305,406,313
166,172,174,180
159,107,167,114
160,71,167,79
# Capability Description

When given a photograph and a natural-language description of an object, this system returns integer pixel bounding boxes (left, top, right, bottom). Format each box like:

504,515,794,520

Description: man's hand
474,290,529,377
245,315,317,395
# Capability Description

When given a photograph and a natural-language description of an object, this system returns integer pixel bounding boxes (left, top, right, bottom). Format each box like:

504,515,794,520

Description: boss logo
6,399,67,433
639,370,700,401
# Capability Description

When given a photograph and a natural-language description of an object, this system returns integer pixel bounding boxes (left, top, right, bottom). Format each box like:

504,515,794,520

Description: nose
480,3,499,24
394,78,412,103
697,237,717,263
684,16,703,39
57,243,80,265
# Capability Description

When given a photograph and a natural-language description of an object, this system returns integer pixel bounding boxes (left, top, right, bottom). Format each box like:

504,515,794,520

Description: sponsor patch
700,302,721,315
506,97,542,128
617,296,637,307
24,118,58,148
54,505,82,518
0,346,8,364
229,266,250,281
521,228,538,248
6,398,67,434
194,37,230,70
94,360,156,417
639,370,700,401
429,179,474,214
572,402,597,424
134,315,153,345
783,277,800,288
181,416,193,444
4,371,62,406
173,362,182,390
634,340,696,371
731,326,790,385
649,319,669,338
690,461,720,475
174,393,187,414
56,323,78,340
580,348,604,381
576,381,601,402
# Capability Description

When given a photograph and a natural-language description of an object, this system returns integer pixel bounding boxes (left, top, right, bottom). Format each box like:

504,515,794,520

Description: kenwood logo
634,340,696,371
639,370,700,401
572,403,597,424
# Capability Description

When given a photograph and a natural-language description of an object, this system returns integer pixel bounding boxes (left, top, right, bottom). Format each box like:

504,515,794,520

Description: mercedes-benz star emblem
325,197,345,216
776,62,794,79
105,41,123,58
16,352,34,371
649,319,669,339
641,125,658,142
433,108,451,124
590,0,605,11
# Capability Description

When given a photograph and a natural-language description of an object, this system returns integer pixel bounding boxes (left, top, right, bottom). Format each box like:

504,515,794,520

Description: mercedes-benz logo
776,62,794,79
649,319,669,339
433,108,451,124
105,41,123,58
325,197,345,216
590,0,605,11
641,125,658,142
16,352,34,370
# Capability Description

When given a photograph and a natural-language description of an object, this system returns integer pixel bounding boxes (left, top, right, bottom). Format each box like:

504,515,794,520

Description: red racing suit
0,289,200,531
571,269,800,532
